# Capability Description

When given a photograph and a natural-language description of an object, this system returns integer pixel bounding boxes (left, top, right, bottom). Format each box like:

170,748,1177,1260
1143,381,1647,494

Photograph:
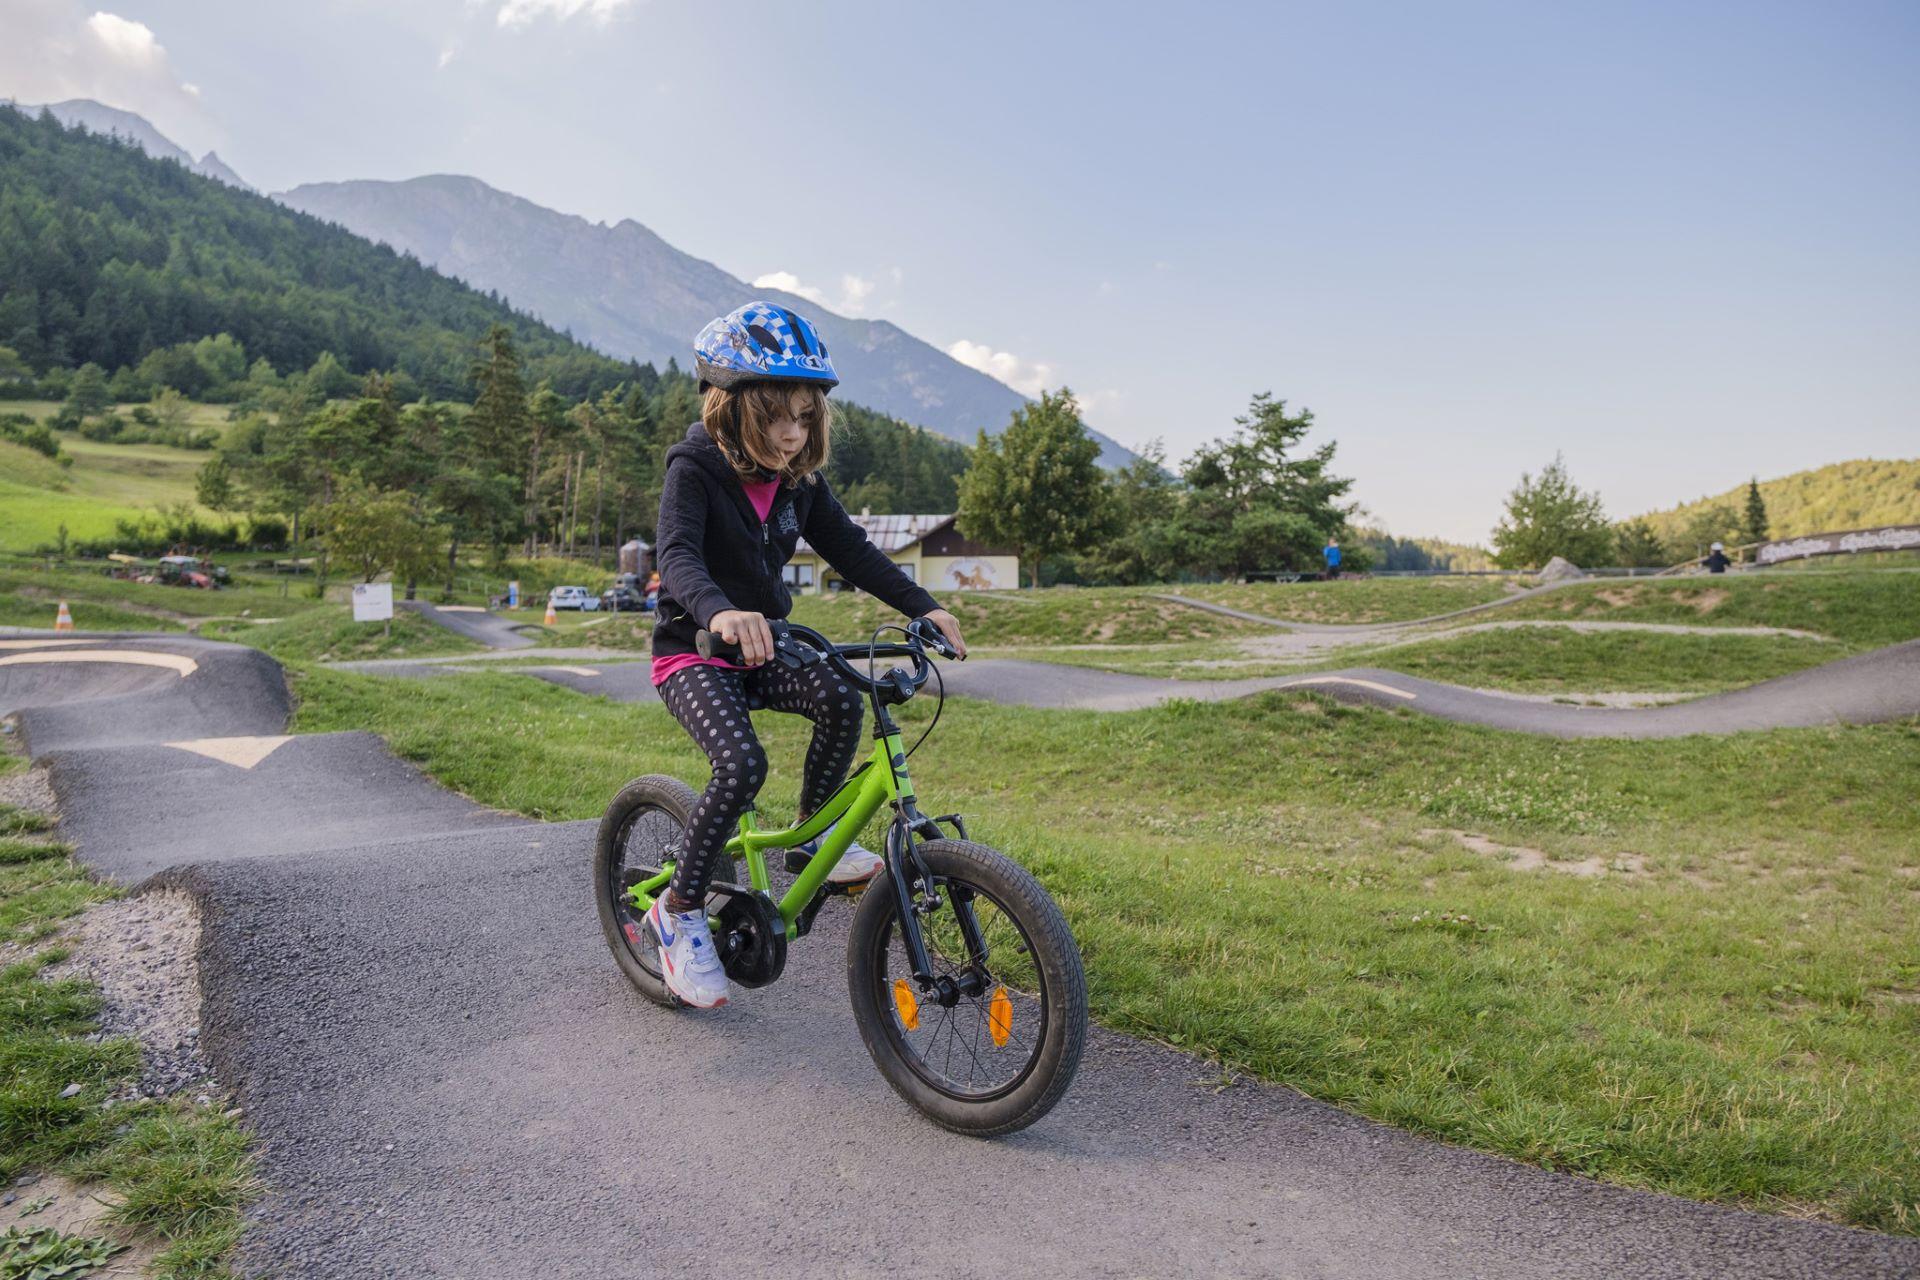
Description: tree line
1493,455,1771,569
164,325,969,592
956,389,1364,587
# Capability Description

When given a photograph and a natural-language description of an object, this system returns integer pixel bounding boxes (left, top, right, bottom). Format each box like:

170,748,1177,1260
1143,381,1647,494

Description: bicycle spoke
877,873,1048,1101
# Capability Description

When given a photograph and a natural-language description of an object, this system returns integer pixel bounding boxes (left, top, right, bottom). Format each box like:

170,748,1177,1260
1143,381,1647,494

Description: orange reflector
892,979,920,1031
988,986,1012,1047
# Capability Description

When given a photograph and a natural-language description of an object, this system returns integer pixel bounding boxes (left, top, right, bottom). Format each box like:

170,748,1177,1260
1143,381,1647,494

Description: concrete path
398,600,538,650
334,640,1920,738
6,632,1917,1277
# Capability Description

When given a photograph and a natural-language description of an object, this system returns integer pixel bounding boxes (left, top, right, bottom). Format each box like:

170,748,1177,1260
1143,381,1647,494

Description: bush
77,413,128,442
0,414,62,461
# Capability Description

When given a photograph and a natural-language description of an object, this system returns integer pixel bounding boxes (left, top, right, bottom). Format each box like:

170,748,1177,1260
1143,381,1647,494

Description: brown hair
700,382,833,485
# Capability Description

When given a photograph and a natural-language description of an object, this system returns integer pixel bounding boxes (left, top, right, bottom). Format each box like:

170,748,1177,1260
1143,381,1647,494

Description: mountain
2,98,252,190
0,107,628,398
1631,459,1920,542
276,175,1137,465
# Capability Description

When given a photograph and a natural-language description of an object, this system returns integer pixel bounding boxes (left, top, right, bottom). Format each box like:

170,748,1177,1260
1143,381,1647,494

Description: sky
2,0,1915,543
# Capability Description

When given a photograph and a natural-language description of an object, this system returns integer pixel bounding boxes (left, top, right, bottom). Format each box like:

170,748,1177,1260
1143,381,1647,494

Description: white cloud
751,271,827,307
84,12,164,67
495,0,636,28
0,2,211,151
437,46,458,69
946,340,1055,398
751,270,880,317
837,274,874,315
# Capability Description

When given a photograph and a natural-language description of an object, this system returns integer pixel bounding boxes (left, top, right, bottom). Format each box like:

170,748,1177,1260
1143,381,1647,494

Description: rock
1538,556,1586,583
59,1082,84,1098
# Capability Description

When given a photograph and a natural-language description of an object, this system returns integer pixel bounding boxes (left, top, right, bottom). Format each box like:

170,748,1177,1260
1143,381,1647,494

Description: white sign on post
352,582,394,622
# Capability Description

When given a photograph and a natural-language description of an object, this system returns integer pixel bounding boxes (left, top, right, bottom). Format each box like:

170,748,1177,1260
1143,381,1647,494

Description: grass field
788,586,1264,645
994,627,1851,693
1353,627,1844,694
0,437,211,552
0,564,314,623
289,662,1920,1232
1492,572,1920,648
199,608,485,662
1171,577,1531,624
0,755,255,1277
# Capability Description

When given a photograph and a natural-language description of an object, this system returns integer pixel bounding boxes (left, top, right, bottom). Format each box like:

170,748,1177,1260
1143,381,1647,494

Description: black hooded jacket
651,423,940,658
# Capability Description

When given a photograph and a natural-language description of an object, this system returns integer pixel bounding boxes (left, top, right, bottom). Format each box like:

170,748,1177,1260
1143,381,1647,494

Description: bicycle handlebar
693,616,961,703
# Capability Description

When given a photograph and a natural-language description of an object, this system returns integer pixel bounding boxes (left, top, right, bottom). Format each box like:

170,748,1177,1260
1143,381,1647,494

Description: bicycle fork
882,794,993,1008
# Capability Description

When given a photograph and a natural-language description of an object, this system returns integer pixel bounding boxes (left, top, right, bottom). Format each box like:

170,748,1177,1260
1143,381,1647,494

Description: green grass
200,607,485,662
288,662,1920,1231
994,628,1851,694
1170,577,1531,624
1493,572,1920,648
786,586,1264,646
0,591,182,633
1364,628,1844,694
0,564,320,625
0,436,211,552
520,587,1266,654
0,759,255,1277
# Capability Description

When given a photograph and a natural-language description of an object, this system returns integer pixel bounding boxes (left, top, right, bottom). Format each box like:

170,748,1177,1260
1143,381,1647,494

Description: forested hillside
0,108,971,559
1634,459,1920,543
0,106,629,398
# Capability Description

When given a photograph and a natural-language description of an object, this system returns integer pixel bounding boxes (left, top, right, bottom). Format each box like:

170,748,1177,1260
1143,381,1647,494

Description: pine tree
1612,518,1668,568
1743,478,1770,544
1176,393,1357,578
469,324,530,489
65,361,111,417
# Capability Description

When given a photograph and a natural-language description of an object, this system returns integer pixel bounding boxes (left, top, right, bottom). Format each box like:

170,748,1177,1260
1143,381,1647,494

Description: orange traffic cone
54,600,74,632
544,600,557,626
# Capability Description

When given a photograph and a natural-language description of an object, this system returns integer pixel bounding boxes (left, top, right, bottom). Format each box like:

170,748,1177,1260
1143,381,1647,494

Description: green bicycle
592,617,1087,1136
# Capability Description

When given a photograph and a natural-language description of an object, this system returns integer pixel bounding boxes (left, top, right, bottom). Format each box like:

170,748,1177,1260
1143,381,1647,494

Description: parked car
599,574,651,612
548,585,601,612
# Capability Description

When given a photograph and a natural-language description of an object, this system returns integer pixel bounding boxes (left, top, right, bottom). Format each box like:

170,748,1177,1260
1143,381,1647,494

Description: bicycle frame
624,726,914,935
623,622,989,994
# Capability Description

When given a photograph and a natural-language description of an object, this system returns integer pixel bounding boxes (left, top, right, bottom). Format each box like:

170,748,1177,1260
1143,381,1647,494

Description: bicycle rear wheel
846,838,1086,1136
592,775,735,1008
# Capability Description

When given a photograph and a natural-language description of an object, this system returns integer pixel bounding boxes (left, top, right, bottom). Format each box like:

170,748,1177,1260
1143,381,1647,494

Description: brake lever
909,617,961,661
771,635,819,670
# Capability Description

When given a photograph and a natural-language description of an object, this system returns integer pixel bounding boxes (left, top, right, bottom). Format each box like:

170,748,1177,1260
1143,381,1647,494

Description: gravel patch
0,761,57,814
46,889,217,1101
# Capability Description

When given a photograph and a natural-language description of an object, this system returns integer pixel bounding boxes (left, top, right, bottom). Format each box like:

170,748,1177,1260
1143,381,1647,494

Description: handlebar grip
694,629,740,660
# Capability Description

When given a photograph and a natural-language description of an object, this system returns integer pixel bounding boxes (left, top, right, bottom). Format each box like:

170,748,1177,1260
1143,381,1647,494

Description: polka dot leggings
658,661,866,906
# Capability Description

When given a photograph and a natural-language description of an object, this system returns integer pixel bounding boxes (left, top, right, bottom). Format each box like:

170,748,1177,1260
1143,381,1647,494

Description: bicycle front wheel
846,838,1086,1136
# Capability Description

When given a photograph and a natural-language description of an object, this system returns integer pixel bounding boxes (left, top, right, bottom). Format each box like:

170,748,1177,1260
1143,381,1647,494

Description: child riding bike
647,301,968,1008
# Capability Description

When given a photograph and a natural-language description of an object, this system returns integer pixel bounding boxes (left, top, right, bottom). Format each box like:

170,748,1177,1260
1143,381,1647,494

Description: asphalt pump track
339,638,1920,737
4,633,1916,1278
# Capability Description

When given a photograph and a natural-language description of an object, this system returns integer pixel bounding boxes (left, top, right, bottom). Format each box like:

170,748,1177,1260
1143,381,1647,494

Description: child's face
768,390,817,465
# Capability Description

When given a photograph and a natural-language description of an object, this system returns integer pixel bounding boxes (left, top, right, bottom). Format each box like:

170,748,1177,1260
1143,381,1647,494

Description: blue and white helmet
693,301,838,391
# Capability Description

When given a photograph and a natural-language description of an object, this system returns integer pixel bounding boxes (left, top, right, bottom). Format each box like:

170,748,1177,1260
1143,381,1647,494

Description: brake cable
861,621,944,761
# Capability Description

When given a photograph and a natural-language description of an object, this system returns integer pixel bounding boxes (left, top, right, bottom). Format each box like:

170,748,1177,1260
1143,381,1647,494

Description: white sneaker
828,838,885,885
646,897,730,1008
797,824,885,885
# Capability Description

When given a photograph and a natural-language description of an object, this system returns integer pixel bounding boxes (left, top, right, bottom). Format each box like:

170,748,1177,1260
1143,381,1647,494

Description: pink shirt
650,477,781,686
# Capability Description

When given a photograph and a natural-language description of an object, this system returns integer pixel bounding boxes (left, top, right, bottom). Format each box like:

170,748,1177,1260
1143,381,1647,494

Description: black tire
846,839,1086,1137
592,775,735,1008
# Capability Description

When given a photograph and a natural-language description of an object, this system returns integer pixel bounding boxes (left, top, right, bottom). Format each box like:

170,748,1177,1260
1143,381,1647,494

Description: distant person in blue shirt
1704,541,1731,574
1323,538,1341,580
